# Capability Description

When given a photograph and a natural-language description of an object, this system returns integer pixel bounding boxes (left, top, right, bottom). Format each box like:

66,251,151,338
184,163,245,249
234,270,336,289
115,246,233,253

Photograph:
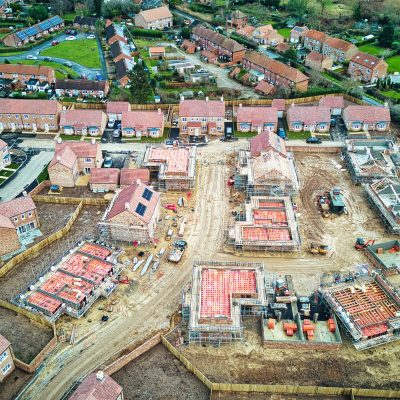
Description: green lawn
287,130,310,140
59,134,82,141
41,39,101,68
358,42,387,57
11,60,80,79
277,28,291,39
8,162,20,170
380,90,400,100
386,55,400,73
234,131,257,138
37,164,49,183
0,169,15,177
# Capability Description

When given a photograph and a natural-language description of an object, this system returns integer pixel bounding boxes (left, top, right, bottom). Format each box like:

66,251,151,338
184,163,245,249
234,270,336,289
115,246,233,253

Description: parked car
64,61,72,67
66,36,76,41
165,139,174,145
51,40,59,46
306,137,322,144
103,156,113,168
87,34,95,39
278,127,286,139
26,55,37,60
330,118,337,127
107,119,115,128
113,129,120,138
43,57,52,62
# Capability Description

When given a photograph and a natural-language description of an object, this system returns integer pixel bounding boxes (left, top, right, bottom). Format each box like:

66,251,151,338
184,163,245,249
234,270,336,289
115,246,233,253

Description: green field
380,90,400,100
386,55,400,73
11,60,79,79
234,131,257,138
41,39,101,68
358,42,387,56
287,130,310,140
277,28,291,39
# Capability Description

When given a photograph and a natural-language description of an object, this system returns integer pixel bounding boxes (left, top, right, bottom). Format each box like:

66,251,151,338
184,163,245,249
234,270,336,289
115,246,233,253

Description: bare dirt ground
0,306,53,363
0,205,105,301
35,202,77,237
37,185,105,198
0,369,32,400
112,344,209,400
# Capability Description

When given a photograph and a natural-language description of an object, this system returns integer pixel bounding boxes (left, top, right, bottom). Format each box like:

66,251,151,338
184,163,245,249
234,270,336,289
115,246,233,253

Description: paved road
0,33,107,80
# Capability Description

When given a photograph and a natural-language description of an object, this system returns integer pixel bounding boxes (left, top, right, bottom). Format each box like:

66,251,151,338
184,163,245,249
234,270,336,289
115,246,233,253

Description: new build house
99,182,161,243
348,52,388,83
0,139,11,169
178,98,225,140
90,168,120,193
243,51,309,92
287,106,331,132
0,99,61,132
55,79,110,99
106,101,130,122
121,110,164,138
48,140,103,187
343,106,391,132
59,109,107,136
0,335,15,382
0,195,39,257
120,168,150,187
322,36,358,63
0,64,56,86
318,96,344,116
134,6,173,30
236,106,278,133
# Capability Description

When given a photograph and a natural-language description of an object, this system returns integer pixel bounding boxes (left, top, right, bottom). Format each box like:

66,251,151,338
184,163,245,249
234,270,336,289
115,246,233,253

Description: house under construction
17,241,123,322
142,145,196,191
227,196,301,252
365,240,400,276
234,133,299,197
365,177,400,234
319,273,400,350
183,260,272,345
345,139,399,184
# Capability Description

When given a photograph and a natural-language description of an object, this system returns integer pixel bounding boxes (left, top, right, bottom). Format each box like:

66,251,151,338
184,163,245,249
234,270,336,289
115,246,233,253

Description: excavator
310,243,331,255
354,238,375,251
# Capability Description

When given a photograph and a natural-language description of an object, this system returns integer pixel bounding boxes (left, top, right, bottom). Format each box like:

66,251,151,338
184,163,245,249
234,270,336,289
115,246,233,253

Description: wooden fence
31,195,110,206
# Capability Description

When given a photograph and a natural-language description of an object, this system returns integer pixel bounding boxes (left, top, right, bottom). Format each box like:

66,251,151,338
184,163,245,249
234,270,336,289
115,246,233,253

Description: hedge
230,33,258,50
128,28,163,38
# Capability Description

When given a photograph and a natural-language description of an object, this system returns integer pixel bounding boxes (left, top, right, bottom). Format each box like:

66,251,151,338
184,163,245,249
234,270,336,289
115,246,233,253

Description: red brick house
192,25,245,63
120,168,150,187
226,10,248,29
343,106,391,132
0,64,56,85
121,110,164,138
90,168,120,193
250,131,287,158
0,195,39,257
243,51,309,92
0,99,61,132
48,140,103,187
55,79,110,99
106,101,130,122
303,29,328,52
287,106,331,132
348,52,388,83
305,51,333,72
0,335,15,382
236,105,278,133
322,37,358,63
253,25,284,46
276,43,291,54
0,139,11,169
59,109,107,136
181,39,196,54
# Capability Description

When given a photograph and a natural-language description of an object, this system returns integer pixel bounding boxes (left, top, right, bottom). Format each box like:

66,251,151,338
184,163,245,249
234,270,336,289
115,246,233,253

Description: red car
164,204,177,212
51,40,59,46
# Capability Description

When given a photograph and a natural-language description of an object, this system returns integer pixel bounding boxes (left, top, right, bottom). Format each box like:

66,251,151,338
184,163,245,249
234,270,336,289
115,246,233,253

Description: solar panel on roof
25,26,39,36
135,202,147,216
142,188,153,201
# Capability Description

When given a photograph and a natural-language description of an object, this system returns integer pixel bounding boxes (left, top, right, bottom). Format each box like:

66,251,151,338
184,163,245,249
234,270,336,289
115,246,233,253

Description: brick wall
48,162,77,188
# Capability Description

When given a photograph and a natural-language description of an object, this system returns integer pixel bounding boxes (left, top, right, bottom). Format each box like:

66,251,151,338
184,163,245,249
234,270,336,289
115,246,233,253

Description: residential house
115,58,135,87
290,25,308,44
243,51,309,92
0,99,61,132
305,51,333,72
0,139,11,169
48,140,103,187
254,80,275,96
134,6,173,30
192,25,246,63
105,23,126,45
55,79,110,99
322,37,358,63
181,39,196,54
106,101,130,122
121,110,164,138
178,97,225,139
236,106,278,133
73,16,98,31
250,131,287,158
272,98,285,118
287,105,331,132
90,168,120,193
59,109,107,136
3,16,64,47
348,52,388,83
0,64,56,85
110,40,133,63
253,25,284,47
0,195,39,257
120,168,150,187
226,10,248,29
276,43,290,54
70,372,123,400
319,96,344,116
149,46,165,58
0,335,14,382
100,182,161,243
343,106,391,132
200,50,218,64
303,29,328,52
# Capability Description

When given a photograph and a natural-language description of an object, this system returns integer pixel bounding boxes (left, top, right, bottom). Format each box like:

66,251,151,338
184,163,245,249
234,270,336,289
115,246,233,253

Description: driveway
0,33,107,80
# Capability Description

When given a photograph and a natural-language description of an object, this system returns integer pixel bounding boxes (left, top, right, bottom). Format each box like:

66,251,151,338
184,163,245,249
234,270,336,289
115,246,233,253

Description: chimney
22,190,27,197
56,155,61,161
220,96,224,102
205,96,209,102
157,108,162,115
57,137,62,144
91,138,96,145
180,95,184,102
96,371,105,381
125,202,130,210
136,178,141,185
239,103,242,108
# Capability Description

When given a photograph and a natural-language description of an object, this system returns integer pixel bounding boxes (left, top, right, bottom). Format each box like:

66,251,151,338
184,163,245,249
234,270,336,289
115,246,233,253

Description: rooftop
237,106,278,126
55,79,108,91
137,5,173,22
351,51,387,69
106,101,130,114
0,334,10,354
179,98,225,118
343,105,391,124
250,131,286,158
287,106,331,125
121,110,164,130
303,29,328,42
90,168,120,185
120,168,150,186
319,95,344,109
0,98,59,115
59,109,105,128
0,195,36,222
193,25,245,53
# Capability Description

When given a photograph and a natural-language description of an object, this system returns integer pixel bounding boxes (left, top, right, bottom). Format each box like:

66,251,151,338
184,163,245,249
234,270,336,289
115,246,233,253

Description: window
182,117,187,122
24,114,29,119
28,211,32,217
84,158,92,163
142,188,153,201
21,213,25,220
2,363,11,374
0,351,7,363
13,217,18,223
135,202,147,216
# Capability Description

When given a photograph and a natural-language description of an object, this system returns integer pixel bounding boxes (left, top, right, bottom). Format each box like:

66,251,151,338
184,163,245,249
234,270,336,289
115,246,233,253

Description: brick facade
348,52,388,83
0,337,15,382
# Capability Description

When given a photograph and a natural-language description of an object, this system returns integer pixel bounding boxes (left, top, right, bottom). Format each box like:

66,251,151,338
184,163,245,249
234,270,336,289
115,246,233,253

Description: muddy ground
0,368,32,400
0,306,53,363
35,202,77,237
112,344,210,400
37,185,105,199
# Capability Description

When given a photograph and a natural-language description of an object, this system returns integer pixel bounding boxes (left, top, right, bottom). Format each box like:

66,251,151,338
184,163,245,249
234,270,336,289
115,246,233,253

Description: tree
319,0,331,17
93,0,103,16
128,63,153,103
352,0,362,21
284,47,297,60
378,23,395,48
287,0,310,21
261,0,280,7
181,27,191,39
28,4,49,22
102,0,139,18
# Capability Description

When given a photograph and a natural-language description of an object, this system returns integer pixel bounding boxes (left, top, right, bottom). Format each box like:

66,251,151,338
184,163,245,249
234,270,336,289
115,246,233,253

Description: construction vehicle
317,188,345,217
309,243,331,255
354,238,375,250
168,241,187,263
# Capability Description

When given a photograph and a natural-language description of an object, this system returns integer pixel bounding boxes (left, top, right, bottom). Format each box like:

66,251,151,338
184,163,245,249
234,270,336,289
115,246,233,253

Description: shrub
128,28,163,38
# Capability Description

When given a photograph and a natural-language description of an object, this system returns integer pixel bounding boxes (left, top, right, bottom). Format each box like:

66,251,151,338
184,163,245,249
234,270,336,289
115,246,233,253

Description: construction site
365,240,400,276
226,196,301,252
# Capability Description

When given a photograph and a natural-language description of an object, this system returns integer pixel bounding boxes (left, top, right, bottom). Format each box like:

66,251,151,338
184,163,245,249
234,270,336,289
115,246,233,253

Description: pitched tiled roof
350,51,387,69
0,138,7,149
149,46,165,54
48,144,77,169
59,110,105,128
69,373,123,400
323,36,355,52
179,99,225,117
237,106,278,125
306,51,328,63
121,110,164,130
0,214,14,229
244,51,309,83
138,5,172,22
105,24,124,41
193,25,245,53
304,29,327,42
181,39,196,50
0,99,59,115
0,334,11,353
291,25,308,35
49,141,100,169
106,101,130,114
90,168,120,184
343,106,391,124
106,183,160,224
115,59,134,80
271,99,285,111
110,40,132,60
0,195,36,219
276,43,290,53
254,80,275,95
250,131,286,158
287,106,331,125
319,96,344,109
236,25,255,39
0,64,54,79
120,168,150,186
55,79,108,92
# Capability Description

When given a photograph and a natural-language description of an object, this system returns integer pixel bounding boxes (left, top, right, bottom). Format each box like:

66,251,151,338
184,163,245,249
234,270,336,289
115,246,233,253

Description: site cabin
0,335,15,383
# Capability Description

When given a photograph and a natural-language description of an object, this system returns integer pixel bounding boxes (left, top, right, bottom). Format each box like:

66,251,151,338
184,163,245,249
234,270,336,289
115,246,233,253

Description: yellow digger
310,243,331,255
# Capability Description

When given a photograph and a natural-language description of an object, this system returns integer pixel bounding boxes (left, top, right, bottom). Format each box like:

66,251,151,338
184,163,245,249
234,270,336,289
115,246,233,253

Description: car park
306,137,322,144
